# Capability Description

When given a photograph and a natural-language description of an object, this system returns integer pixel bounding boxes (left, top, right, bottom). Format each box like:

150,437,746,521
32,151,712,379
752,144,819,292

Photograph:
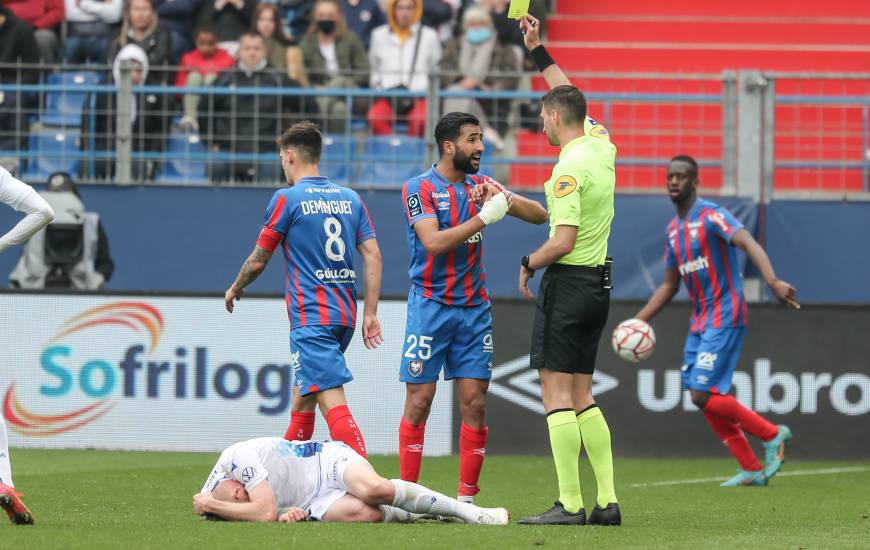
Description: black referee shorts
529,263,611,375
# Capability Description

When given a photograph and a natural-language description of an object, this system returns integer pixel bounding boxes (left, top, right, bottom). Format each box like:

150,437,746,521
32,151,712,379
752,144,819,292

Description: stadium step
553,0,870,19
546,43,870,72
547,17,870,45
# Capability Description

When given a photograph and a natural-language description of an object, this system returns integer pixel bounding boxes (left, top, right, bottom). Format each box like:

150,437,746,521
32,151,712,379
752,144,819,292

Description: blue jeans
64,34,110,64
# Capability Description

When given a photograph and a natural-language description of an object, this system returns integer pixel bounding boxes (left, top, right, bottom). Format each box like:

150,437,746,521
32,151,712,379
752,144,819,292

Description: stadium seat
156,132,209,184
21,128,81,181
357,135,426,187
320,135,356,185
41,72,101,127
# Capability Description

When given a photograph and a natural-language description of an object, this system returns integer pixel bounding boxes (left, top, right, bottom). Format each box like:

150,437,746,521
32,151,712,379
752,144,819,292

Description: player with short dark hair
224,121,382,459
193,437,509,524
516,14,621,527
634,154,797,487
398,111,547,503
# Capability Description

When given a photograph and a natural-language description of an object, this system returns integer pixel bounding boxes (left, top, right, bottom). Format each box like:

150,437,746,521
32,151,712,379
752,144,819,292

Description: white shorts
307,442,367,520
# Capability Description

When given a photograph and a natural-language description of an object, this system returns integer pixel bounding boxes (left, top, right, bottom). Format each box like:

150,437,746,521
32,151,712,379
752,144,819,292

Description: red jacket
175,48,236,87
3,0,64,30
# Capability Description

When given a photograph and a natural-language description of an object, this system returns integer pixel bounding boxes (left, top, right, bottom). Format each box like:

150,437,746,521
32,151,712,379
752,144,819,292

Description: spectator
207,0,255,56
276,0,313,40
175,26,235,131
367,0,440,137
10,172,114,290
80,44,170,181
252,2,308,86
153,0,203,65
421,0,459,42
439,5,518,150
0,6,39,153
206,32,317,183
2,0,64,63
338,0,383,49
64,0,123,64
481,0,548,67
300,0,368,133
108,0,173,83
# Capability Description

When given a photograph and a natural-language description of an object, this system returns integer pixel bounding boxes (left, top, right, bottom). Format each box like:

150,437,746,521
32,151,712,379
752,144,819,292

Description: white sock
389,479,479,523
379,505,423,523
0,415,13,487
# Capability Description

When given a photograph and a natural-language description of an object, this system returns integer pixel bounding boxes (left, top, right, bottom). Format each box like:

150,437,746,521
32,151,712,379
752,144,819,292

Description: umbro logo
406,444,424,452
488,356,619,415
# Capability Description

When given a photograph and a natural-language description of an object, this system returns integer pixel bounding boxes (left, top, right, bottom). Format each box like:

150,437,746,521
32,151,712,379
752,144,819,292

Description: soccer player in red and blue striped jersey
224,122,383,459
398,112,548,502
636,155,799,487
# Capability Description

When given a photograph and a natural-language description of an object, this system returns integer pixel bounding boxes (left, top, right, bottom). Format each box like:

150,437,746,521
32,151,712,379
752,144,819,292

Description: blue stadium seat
21,128,81,181
156,132,208,184
320,135,356,185
357,135,426,187
42,71,101,127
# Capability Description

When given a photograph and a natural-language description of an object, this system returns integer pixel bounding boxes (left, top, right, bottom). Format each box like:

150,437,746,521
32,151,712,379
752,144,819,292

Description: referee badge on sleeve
406,193,423,217
553,175,577,198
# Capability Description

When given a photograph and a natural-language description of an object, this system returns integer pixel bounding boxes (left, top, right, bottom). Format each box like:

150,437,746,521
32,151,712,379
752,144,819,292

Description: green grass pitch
3,449,869,548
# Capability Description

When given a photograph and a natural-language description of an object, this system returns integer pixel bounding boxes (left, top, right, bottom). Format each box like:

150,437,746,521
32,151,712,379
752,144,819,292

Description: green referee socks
546,409,583,513
578,405,618,507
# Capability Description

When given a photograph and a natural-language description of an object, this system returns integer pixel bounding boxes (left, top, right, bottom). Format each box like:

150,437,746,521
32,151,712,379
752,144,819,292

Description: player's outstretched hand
193,491,216,516
518,265,535,299
770,278,800,309
224,286,244,313
519,15,542,50
362,315,384,349
278,507,309,523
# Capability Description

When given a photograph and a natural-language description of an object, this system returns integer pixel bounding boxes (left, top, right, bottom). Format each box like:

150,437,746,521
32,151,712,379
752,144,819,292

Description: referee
516,15,620,527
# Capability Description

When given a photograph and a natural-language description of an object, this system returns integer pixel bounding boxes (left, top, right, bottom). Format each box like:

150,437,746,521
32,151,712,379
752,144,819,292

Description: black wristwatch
521,255,535,277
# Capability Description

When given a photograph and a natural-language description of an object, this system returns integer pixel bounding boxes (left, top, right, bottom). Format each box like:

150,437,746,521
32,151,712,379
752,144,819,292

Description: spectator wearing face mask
300,0,369,133
439,5,518,150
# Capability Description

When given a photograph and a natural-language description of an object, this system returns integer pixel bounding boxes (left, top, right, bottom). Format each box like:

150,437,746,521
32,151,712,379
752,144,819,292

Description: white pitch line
629,466,870,488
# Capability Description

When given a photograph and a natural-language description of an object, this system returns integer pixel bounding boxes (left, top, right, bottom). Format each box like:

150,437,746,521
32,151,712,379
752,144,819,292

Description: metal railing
0,63,867,198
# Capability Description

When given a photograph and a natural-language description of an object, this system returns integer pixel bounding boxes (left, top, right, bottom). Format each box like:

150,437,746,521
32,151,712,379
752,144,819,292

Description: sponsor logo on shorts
241,467,257,484
406,443,424,453
482,333,494,354
696,375,710,385
409,360,423,377
696,352,718,370
406,193,423,218
553,175,577,198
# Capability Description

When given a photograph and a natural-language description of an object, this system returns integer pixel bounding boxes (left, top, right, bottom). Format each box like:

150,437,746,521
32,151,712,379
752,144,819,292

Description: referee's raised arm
519,15,571,89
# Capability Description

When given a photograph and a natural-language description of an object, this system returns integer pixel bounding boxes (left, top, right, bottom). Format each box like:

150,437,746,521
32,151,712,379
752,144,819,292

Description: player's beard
453,149,479,174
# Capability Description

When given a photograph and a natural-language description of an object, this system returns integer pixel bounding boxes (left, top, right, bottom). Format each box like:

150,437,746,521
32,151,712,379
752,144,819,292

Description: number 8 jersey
257,176,376,328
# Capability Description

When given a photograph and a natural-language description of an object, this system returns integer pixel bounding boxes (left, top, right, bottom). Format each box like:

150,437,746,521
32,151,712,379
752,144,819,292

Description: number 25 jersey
257,176,376,329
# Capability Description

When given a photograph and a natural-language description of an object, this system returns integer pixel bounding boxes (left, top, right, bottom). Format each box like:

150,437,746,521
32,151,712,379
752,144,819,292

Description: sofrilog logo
4,300,294,437
4,301,163,436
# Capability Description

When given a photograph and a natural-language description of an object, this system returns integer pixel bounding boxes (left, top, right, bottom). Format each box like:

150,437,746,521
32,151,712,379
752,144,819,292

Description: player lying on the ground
635,154,796,487
1,165,55,525
193,437,509,524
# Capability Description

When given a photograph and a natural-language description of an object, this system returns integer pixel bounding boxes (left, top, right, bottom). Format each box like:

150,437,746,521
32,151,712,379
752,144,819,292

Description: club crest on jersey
553,175,577,198
406,193,423,217
409,360,423,377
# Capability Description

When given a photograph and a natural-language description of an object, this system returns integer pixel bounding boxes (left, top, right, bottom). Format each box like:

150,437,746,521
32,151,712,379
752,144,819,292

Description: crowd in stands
0,0,550,181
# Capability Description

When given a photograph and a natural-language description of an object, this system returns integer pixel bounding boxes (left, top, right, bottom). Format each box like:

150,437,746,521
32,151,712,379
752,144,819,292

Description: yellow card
507,0,530,19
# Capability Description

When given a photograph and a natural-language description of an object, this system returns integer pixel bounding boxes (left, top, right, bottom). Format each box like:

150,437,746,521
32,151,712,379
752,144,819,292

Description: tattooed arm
224,245,274,313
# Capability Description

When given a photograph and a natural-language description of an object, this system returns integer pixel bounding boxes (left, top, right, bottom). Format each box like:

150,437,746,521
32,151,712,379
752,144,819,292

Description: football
611,318,656,363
